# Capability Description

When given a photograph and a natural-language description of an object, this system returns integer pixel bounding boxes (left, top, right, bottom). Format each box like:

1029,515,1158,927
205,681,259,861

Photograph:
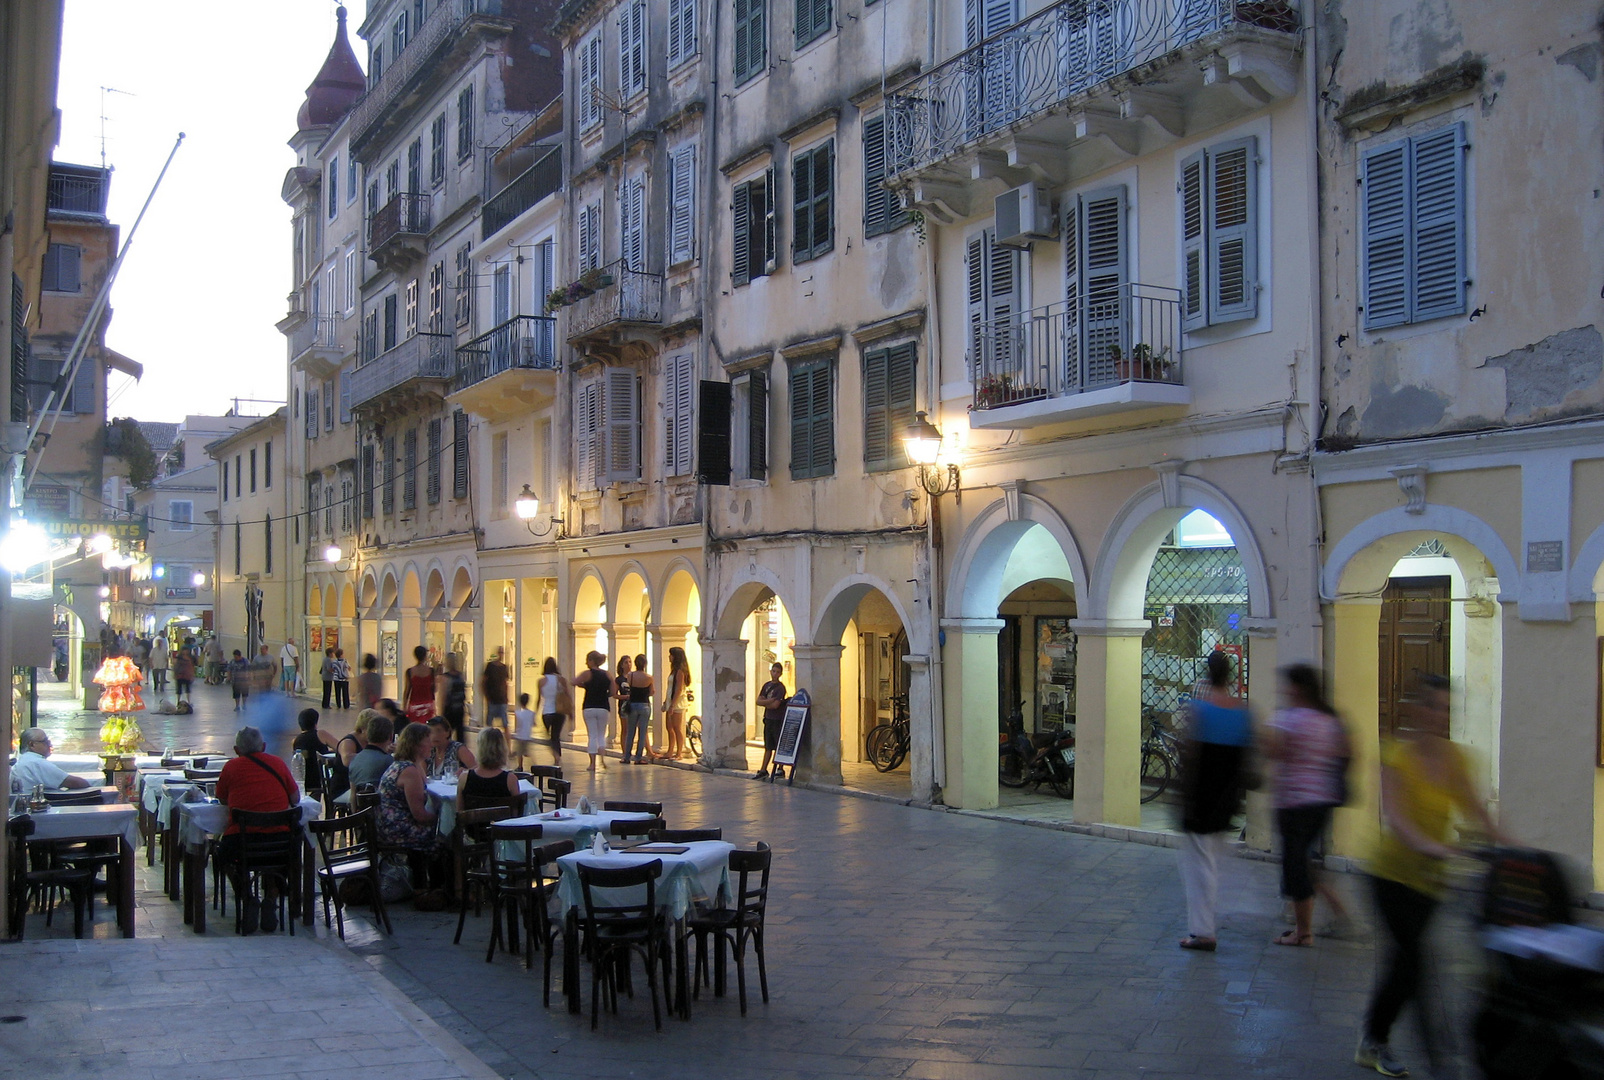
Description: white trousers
1179,831,1227,938
582,708,610,754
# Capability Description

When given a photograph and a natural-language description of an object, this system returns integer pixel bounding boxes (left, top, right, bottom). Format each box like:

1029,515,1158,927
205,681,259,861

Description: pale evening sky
56,0,360,422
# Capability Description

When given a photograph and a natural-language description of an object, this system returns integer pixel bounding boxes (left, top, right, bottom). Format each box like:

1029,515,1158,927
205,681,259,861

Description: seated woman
455,727,522,811
423,716,477,778
376,721,450,908
213,726,297,934
291,708,337,798
328,710,371,804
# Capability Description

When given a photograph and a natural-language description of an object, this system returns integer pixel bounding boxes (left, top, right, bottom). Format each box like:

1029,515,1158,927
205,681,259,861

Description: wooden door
1378,576,1450,738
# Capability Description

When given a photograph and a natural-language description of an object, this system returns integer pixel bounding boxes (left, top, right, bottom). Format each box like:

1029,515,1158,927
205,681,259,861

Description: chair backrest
351,784,379,814
546,778,571,809
610,817,666,840
461,792,527,816
648,827,722,843
603,800,663,816
455,806,514,848
183,768,221,781
308,807,374,868
729,841,772,922
231,806,304,867
576,859,661,931
487,821,545,885
43,789,104,806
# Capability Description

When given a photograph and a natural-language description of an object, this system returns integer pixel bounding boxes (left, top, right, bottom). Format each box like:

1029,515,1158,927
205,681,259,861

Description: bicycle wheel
1140,746,1173,804
1047,756,1074,799
866,724,899,772
686,715,703,759
998,747,1029,787
885,736,909,772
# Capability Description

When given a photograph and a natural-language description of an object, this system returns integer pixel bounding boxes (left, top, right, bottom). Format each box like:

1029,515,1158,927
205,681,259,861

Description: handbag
378,854,414,903
555,676,574,718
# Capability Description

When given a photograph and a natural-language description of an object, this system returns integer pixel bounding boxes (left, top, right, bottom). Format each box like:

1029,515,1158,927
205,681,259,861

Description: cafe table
425,776,538,835
554,840,734,1018
175,795,322,934
495,808,654,853
12,803,140,937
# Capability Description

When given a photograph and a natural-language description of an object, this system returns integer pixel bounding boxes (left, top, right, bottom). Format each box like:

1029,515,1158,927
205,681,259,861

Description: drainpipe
1302,8,1325,660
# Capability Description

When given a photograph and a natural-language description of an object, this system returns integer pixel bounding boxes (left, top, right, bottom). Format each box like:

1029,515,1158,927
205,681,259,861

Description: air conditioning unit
994,183,1056,248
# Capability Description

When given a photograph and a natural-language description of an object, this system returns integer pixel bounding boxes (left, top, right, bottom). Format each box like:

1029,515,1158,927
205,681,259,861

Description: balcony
347,332,455,417
968,284,1189,427
47,163,108,220
349,0,512,155
564,261,664,344
451,315,559,419
483,146,562,239
289,314,346,379
369,192,431,271
886,0,1299,215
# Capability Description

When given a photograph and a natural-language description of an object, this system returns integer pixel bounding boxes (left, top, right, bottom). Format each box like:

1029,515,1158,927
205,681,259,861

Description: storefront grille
1141,545,1250,721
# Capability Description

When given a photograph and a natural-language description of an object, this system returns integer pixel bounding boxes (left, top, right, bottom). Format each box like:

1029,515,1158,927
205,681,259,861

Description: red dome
296,6,366,131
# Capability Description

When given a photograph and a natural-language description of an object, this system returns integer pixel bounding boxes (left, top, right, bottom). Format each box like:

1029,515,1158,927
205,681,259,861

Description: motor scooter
998,707,1075,798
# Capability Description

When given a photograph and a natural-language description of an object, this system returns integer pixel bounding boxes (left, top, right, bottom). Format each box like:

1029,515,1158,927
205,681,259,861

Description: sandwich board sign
771,687,810,785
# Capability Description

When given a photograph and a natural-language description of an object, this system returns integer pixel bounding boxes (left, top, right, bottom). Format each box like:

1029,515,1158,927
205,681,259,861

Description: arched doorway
659,565,703,757
709,575,800,771
813,580,915,796
571,570,610,672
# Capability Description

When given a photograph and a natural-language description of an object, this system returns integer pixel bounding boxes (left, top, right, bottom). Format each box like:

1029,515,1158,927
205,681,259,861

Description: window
788,357,833,479
619,173,646,271
426,417,442,504
369,44,383,86
667,0,696,66
732,169,776,286
366,179,379,221
383,293,399,350
733,0,766,83
362,308,378,362
456,84,475,160
264,514,273,575
234,520,242,576
339,372,351,424
1361,122,1467,330
733,370,768,481
863,114,909,237
344,250,357,312
386,159,400,200
382,435,397,514
402,428,417,509
308,479,321,541
453,409,470,498
576,370,640,488
863,341,917,471
328,156,340,218
1180,136,1258,329
664,352,695,476
407,138,422,193
792,141,834,263
795,0,830,48
361,444,375,519
249,448,258,492
578,201,602,272
324,379,335,431
391,11,409,56
430,113,446,185
324,265,337,318
454,244,473,326
578,32,603,131
222,465,229,502
42,244,81,292
404,278,419,337
1062,185,1127,376
619,0,647,99
576,379,601,490
306,388,320,438
264,441,273,487
169,500,194,532
346,155,357,204
966,226,1021,377
492,431,509,515
324,482,335,536
340,473,354,533
234,455,242,494
428,262,445,333
668,144,697,265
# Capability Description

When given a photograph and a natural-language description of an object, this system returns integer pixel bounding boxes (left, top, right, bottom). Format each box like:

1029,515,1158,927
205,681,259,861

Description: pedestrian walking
279,637,300,693
753,662,788,779
481,648,510,730
173,648,195,704
534,657,569,767
320,647,337,709
1176,650,1254,952
358,653,383,710
228,649,252,711
438,653,468,743
403,646,436,723
1263,663,1353,947
150,640,169,692
574,651,611,772
331,649,351,709
204,637,224,685
1356,673,1501,1078
511,692,538,770
621,654,653,765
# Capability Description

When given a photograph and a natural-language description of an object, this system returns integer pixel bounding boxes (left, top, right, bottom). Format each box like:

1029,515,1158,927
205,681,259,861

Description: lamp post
514,484,565,538
903,411,959,498
901,410,958,799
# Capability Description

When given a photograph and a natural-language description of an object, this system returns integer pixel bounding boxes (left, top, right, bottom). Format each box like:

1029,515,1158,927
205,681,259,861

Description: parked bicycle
865,694,911,772
998,704,1075,798
1140,706,1182,803
686,714,703,759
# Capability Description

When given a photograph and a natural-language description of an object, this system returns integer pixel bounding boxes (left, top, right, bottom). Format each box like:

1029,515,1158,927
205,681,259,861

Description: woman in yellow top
1358,673,1500,1078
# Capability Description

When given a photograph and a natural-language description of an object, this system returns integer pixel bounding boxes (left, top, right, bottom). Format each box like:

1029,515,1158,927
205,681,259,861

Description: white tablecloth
14,804,140,848
498,809,653,851
427,777,538,835
556,840,733,921
176,795,322,847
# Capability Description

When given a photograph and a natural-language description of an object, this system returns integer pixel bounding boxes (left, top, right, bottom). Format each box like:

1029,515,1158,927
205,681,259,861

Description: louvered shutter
814,142,834,256
1207,136,1257,323
792,153,812,257
1360,139,1409,330
70,359,94,414
1078,186,1126,384
603,367,639,482
670,146,696,264
862,347,889,469
383,436,396,513
697,379,732,485
340,372,352,423
452,409,469,498
576,380,599,490
1179,150,1206,331
580,35,601,128
863,114,888,236
427,418,442,504
966,234,986,378
665,353,695,475
732,180,752,287
886,342,916,469
809,360,833,476
361,444,375,518
986,230,1019,372
789,363,813,479
58,245,80,292
1409,122,1466,323
748,369,767,479
620,176,645,272
403,428,417,508
761,169,776,273
734,0,764,82
668,0,684,65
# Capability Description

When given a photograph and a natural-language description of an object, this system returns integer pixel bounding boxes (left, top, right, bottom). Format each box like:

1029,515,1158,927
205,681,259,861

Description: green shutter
748,369,768,479
1207,136,1257,324
789,362,813,479
886,342,916,469
862,347,889,469
810,359,833,476
733,180,752,287
1179,150,1206,331
792,151,812,259
864,115,888,237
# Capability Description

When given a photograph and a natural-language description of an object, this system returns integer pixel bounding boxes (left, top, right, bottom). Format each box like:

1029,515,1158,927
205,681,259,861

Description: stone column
939,618,1002,810
902,653,936,804
706,636,750,770
791,643,844,786
650,622,693,750
609,623,644,748
1068,619,1147,827
1328,600,1381,859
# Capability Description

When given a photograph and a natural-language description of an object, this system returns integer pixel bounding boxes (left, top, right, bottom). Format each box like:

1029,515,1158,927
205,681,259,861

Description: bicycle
1140,706,1182,803
865,694,911,772
686,714,703,759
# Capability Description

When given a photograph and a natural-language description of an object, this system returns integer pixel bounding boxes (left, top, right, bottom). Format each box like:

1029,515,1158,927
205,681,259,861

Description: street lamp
323,544,342,564
903,412,959,497
191,572,206,587
514,484,564,538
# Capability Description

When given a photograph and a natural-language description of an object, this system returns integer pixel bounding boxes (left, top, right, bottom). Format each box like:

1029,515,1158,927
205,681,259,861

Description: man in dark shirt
754,663,788,779
481,648,511,730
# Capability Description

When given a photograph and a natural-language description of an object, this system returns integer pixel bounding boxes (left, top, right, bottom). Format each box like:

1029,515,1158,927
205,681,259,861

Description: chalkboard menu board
773,688,810,768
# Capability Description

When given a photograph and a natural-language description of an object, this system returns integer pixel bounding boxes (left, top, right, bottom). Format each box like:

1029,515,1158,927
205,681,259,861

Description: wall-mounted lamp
191,572,206,588
903,412,959,497
323,543,357,573
515,484,565,538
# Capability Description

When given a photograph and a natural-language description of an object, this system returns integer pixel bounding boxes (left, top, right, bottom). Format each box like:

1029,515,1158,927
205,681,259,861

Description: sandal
1178,936,1217,951
1274,930,1314,947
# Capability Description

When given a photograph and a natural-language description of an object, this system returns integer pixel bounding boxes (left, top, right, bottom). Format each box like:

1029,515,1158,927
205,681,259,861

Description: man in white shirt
12,729,91,790
278,638,299,693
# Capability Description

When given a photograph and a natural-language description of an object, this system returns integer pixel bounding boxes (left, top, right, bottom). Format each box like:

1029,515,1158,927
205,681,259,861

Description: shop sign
42,518,147,541
164,587,196,600
772,687,811,782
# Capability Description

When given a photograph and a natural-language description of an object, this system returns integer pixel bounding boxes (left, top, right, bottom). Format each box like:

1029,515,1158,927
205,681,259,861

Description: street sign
772,687,810,784
164,587,196,600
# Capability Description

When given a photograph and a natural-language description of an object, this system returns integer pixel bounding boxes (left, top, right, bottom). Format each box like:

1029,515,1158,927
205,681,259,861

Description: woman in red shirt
214,726,298,934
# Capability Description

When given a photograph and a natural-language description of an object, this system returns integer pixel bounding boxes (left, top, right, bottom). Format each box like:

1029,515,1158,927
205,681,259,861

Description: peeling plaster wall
1317,0,1604,445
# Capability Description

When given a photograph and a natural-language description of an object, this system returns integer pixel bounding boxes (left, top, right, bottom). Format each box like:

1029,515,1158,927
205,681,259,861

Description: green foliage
103,417,157,488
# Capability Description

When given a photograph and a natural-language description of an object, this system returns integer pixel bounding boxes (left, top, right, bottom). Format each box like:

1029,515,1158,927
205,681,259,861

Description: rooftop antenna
98,86,135,169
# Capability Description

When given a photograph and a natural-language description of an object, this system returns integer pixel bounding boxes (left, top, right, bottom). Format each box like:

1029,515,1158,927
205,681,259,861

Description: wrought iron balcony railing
349,0,503,152
290,314,341,359
454,315,558,391
347,332,455,411
887,0,1298,178
369,192,432,252
47,165,108,218
565,260,664,340
483,146,562,238
971,284,1183,410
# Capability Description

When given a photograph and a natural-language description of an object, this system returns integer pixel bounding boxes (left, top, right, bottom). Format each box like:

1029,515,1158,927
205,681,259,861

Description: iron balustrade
886,0,1298,178
347,332,455,410
483,147,563,238
454,315,558,391
565,260,664,339
971,283,1183,410
290,314,341,359
349,0,502,151
47,167,107,217
369,192,432,252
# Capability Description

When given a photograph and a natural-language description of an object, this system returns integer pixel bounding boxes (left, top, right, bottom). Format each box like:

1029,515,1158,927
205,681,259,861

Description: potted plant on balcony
1113,344,1174,382
545,288,569,313
972,372,1047,409
578,266,615,291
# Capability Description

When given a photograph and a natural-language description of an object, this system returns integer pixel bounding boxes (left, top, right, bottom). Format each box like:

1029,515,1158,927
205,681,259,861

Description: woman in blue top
1177,650,1254,951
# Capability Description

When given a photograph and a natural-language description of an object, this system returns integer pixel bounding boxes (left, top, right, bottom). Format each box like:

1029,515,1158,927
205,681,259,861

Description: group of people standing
543,647,695,772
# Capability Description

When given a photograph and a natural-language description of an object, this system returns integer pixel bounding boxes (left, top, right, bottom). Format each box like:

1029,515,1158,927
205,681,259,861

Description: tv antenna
99,86,136,169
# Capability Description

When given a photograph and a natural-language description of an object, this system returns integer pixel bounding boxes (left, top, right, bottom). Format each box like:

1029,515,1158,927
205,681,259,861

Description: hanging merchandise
94,654,145,754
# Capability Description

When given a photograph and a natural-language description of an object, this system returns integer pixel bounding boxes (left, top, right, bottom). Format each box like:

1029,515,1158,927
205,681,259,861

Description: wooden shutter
863,114,889,237
1409,122,1467,323
383,436,396,513
70,359,94,414
1078,186,1126,383
809,359,833,476
732,180,752,287
735,0,765,81
576,380,599,490
340,372,352,423
698,379,732,485
621,0,646,96
1179,150,1206,331
813,142,834,257
603,367,639,482
1207,136,1257,323
452,409,469,498
886,342,916,468
427,418,442,503
863,347,889,468
747,369,768,479
761,168,776,274
668,0,685,64
796,0,828,46
966,234,986,378
580,35,601,128
789,362,814,479
670,145,696,264
665,353,695,475
402,428,417,508
1360,138,1409,330
361,444,375,518
792,153,812,258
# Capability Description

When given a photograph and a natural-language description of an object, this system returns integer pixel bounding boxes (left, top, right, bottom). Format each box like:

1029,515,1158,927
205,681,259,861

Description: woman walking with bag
1176,650,1254,952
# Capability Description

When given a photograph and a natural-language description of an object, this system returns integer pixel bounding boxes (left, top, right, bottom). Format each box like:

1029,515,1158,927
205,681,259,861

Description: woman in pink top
1263,664,1352,946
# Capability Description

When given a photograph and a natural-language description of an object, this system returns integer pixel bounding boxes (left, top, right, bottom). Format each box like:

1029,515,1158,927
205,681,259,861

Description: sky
55,0,362,422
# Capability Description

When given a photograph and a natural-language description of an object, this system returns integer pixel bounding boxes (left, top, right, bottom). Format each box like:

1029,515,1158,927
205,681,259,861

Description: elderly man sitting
214,726,298,934
12,729,91,790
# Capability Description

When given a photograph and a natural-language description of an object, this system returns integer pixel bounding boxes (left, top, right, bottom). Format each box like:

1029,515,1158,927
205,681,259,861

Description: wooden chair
228,807,304,935
648,827,722,843
42,789,105,806
7,817,95,939
610,818,666,841
524,765,564,811
577,859,668,1030
546,778,571,810
603,800,663,816
452,806,515,945
307,808,391,939
461,791,527,816
689,842,773,1014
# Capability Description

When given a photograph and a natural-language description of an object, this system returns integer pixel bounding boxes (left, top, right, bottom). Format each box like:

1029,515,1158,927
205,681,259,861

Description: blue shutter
70,360,94,414
1179,150,1207,331
1409,122,1467,323
1360,138,1409,330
